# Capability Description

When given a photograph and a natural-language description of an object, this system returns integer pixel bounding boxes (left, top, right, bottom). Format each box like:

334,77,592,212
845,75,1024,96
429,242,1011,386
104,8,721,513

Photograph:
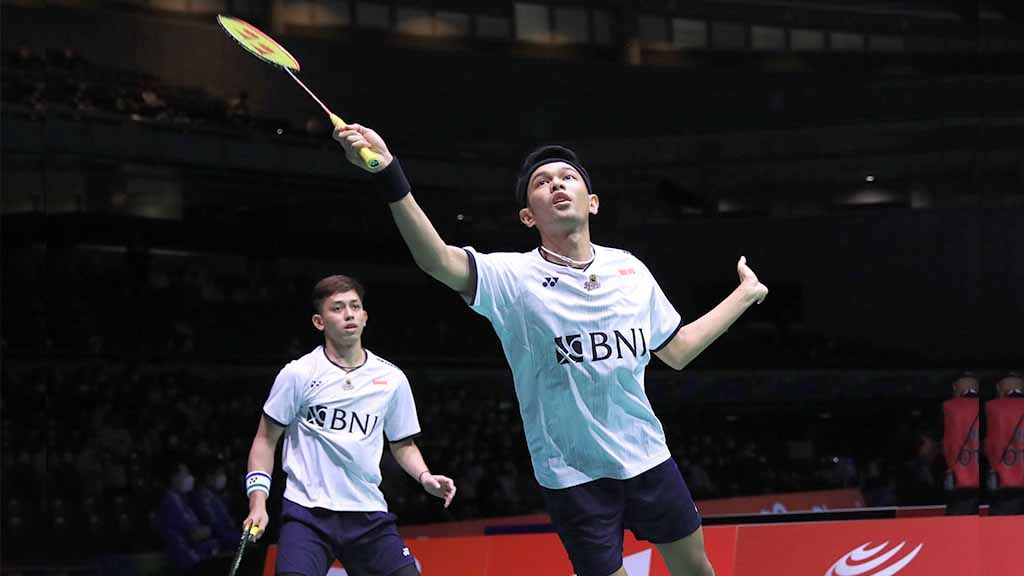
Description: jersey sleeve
384,372,421,443
462,247,522,329
641,259,683,352
262,362,305,427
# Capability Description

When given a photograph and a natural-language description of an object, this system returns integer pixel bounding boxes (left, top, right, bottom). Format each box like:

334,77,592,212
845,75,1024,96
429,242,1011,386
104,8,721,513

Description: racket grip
330,114,384,170
359,147,384,170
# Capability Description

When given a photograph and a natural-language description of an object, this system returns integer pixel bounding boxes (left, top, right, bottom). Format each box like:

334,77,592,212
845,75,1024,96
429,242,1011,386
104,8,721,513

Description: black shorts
276,499,416,576
541,458,702,576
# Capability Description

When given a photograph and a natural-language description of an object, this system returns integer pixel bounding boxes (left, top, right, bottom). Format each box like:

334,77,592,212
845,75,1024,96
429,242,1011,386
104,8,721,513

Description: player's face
314,290,367,344
520,162,598,232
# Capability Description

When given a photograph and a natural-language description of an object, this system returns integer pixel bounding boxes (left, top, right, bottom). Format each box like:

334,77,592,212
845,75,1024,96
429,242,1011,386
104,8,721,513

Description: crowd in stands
2,45,312,137
2,238,926,372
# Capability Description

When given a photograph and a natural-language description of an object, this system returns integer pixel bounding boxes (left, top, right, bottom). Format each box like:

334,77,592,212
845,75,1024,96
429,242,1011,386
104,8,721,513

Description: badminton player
334,126,766,576
242,275,455,576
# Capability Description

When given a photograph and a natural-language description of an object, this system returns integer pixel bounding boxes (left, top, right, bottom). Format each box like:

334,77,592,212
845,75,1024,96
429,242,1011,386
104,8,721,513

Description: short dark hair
513,144,592,207
312,275,365,313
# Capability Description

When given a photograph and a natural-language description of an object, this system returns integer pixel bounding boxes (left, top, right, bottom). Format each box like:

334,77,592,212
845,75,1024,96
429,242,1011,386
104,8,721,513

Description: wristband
374,158,411,203
417,470,431,484
246,471,271,497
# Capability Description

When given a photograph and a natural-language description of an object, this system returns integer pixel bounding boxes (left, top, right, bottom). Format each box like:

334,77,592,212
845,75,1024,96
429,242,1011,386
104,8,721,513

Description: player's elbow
655,350,688,371
418,259,448,282
667,357,689,371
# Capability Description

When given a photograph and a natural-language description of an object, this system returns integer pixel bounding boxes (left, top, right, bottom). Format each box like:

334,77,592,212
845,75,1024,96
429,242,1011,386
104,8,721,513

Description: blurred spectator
138,84,170,120
942,372,980,515
897,433,943,506
189,460,241,549
861,458,897,507
73,82,98,116
14,44,45,71
984,372,1024,515
29,80,48,117
679,455,717,499
227,90,251,125
304,113,329,138
154,462,224,574
54,46,83,71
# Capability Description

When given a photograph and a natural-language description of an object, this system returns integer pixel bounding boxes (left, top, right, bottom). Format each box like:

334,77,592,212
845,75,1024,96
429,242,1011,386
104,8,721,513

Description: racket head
217,15,301,72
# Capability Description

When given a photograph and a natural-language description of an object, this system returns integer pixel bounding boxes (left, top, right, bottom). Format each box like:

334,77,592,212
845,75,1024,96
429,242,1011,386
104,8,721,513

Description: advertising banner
263,515,1022,575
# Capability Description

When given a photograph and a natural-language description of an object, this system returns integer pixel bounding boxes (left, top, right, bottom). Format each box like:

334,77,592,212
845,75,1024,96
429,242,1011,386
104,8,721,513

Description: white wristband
246,471,271,497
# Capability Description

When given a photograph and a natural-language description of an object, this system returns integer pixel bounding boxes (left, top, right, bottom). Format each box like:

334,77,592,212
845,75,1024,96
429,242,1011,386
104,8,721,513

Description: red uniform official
943,395,980,488
985,394,1024,489
985,374,1024,516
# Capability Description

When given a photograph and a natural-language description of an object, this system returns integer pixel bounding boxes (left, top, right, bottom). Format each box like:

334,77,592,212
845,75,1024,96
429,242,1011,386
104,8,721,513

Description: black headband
514,145,592,207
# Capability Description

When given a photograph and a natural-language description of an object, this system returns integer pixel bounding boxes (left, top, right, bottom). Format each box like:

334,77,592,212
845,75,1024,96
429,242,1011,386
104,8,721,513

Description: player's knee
669,557,714,576
656,539,715,576
679,554,715,576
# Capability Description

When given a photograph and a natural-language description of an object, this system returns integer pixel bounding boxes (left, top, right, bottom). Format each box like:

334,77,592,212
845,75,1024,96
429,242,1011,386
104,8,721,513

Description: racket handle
330,113,383,170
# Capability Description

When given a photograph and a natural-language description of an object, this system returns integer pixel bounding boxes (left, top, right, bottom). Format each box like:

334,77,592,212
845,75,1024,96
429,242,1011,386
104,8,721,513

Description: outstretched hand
332,123,393,173
420,473,457,508
737,256,768,305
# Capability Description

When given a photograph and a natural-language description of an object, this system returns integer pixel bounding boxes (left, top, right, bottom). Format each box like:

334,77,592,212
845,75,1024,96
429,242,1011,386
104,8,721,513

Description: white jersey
263,346,420,512
464,244,682,489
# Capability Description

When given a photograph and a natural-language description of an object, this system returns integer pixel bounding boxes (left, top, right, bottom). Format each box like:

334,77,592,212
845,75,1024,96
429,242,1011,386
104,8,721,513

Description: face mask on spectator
176,473,195,494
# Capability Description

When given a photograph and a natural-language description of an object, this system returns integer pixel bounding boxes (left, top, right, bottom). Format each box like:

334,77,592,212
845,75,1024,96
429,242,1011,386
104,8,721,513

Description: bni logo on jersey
305,404,380,436
554,328,648,365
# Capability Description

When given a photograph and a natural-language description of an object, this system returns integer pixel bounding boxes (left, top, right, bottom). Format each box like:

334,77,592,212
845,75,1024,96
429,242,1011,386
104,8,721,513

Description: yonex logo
825,541,924,576
542,277,559,287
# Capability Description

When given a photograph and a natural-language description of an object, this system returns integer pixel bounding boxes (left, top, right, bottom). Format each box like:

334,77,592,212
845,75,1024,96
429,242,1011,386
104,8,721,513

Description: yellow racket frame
217,15,382,169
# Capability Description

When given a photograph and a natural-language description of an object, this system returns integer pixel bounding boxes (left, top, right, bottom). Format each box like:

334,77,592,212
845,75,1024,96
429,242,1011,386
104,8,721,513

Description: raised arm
333,124,471,294
655,256,768,371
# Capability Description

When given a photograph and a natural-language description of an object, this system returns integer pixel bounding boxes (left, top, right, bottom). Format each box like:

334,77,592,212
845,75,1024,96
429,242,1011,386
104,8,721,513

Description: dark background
2,0,1021,573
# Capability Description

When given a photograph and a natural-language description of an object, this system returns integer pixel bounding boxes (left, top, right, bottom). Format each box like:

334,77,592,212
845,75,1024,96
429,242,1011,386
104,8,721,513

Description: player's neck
539,230,593,268
324,339,366,370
